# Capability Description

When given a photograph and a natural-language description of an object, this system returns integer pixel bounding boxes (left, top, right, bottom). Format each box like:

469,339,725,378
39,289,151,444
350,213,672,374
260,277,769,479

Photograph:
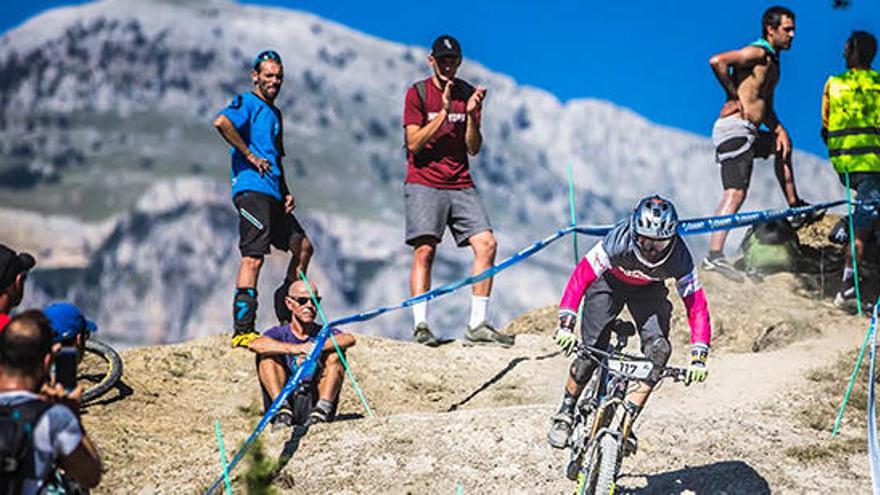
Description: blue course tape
204,197,855,493
867,302,880,494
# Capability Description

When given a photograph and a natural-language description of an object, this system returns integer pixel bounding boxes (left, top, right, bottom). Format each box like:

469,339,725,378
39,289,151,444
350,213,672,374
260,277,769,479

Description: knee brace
234,287,258,334
569,355,597,386
641,335,671,384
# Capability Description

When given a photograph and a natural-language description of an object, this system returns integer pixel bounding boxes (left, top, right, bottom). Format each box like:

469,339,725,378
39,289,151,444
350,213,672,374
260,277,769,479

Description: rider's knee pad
641,335,671,384
569,356,597,385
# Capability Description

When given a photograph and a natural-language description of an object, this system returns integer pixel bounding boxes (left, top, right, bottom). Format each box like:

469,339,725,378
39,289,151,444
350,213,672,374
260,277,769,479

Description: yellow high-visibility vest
826,69,880,173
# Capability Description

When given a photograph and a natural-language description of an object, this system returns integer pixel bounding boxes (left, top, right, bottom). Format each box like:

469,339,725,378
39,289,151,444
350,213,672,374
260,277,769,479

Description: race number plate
607,358,653,380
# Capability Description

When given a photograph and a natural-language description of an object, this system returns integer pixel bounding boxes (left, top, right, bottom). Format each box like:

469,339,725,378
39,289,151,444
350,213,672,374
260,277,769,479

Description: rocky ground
80,218,877,494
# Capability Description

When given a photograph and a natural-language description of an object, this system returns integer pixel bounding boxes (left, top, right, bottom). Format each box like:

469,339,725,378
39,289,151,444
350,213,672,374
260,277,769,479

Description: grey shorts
712,116,774,190
580,273,672,351
404,183,492,247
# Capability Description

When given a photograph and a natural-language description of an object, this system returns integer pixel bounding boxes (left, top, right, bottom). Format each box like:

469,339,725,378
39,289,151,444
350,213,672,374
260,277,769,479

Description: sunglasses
286,295,321,306
253,50,282,69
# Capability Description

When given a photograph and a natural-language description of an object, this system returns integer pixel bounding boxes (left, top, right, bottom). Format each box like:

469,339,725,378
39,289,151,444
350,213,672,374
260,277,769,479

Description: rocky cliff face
2,0,846,344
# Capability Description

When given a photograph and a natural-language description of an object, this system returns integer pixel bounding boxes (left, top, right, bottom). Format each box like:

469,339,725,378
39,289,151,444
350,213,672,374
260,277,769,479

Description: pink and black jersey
403,78,480,189
559,220,711,346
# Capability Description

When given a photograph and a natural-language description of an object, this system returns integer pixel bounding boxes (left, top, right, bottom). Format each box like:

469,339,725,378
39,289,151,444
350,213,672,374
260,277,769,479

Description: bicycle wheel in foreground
79,339,124,403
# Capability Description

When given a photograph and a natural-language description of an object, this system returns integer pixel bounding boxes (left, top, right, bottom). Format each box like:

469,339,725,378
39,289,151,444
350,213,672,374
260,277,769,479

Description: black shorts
257,354,320,425
233,191,306,257
719,130,775,190
580,273,672,349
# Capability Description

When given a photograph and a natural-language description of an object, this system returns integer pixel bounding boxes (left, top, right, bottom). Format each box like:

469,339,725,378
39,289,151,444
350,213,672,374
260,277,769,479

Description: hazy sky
3,1,878,156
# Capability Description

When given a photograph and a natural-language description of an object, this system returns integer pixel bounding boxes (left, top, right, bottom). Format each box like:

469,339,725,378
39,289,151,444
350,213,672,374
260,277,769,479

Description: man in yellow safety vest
822,31,880,310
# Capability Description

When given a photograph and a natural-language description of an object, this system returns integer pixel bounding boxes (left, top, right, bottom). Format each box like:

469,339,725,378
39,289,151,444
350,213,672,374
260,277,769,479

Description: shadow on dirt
618,460,770,494
82,379,134,410
446,350,561,412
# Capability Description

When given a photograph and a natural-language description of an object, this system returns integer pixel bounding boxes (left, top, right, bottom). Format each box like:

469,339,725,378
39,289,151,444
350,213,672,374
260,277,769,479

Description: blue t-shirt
218,92,286,201
262,324,341,380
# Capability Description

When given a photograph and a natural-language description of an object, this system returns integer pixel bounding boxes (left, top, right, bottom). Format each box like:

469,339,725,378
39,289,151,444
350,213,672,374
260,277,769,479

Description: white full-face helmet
630,195,678,267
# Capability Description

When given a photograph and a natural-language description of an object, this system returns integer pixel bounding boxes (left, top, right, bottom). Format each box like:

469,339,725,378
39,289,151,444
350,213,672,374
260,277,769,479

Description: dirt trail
80,262,875,494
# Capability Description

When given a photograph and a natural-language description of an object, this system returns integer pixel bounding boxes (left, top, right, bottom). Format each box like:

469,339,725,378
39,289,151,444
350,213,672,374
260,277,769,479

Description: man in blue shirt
213,50,313,348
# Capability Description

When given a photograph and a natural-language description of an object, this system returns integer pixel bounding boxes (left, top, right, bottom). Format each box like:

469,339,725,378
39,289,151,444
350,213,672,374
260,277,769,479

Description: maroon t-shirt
403,77,481,189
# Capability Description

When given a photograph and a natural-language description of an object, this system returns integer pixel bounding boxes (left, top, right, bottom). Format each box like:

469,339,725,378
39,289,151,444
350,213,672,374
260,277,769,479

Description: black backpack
0,399,53,494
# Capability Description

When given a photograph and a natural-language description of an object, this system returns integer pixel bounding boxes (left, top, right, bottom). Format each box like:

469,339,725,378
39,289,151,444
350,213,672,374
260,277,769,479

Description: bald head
287,280,319,299
0,310,52,374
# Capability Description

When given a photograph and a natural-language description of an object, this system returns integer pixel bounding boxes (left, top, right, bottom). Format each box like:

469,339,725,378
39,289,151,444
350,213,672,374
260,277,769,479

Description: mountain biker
547,195,712,449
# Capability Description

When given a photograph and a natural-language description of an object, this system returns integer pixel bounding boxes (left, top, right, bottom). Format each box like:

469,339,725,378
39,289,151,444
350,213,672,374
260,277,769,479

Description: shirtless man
702,6,815,281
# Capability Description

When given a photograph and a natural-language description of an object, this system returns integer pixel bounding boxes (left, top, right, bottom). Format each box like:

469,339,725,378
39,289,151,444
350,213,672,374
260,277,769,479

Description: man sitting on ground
248,280,355,427
0,310,102,494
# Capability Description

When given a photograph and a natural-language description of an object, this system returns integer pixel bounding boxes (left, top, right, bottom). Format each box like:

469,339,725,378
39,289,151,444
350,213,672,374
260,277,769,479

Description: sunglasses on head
287,295,321,306
253,50,282,69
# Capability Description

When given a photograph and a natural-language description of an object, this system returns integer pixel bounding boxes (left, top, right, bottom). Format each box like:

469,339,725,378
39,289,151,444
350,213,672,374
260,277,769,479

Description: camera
54,346,78,392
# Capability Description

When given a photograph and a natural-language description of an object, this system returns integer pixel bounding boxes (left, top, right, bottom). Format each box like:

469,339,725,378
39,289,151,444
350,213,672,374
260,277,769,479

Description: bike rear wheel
79,339,123,403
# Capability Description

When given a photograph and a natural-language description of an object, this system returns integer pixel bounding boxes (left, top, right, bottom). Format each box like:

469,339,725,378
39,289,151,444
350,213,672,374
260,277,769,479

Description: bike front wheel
592,434,621,495
79,339,123,403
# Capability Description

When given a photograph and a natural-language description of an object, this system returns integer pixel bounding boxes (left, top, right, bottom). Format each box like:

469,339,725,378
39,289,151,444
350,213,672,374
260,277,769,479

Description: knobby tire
80,339,123,403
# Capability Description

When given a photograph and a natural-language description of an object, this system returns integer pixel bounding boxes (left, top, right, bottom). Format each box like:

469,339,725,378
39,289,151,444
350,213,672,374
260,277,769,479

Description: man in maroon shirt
0,244,35,331
402,35,514,347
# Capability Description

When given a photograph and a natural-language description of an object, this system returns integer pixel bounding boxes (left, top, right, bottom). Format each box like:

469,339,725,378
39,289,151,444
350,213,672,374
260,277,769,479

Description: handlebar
577,343,688,383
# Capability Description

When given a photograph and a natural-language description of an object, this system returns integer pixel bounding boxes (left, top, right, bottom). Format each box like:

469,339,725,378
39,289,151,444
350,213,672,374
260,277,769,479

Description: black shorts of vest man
233,191,306,257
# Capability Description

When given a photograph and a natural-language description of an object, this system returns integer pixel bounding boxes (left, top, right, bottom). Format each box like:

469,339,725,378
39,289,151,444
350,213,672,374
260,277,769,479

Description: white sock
413,300,428,327
469,296,490,328
843,267,855,282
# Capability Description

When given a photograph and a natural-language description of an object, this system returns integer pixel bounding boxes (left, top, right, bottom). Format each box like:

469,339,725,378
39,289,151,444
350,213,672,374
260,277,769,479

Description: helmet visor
635,235,673,263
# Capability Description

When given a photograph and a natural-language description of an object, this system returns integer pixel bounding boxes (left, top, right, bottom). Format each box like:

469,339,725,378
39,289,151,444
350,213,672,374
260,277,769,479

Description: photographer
0,310,102,494
44,301,97,360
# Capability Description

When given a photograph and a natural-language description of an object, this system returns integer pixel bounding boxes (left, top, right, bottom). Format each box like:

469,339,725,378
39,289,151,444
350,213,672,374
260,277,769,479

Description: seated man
248,280,355,427
0,310,102,494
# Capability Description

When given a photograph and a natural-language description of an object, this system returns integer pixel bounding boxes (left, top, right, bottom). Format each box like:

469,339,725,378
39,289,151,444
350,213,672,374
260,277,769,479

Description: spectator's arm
247,335,306,356
213,114,253,159
762,93,782,133
60,433,102,489
405,117,447,154
404,83,448,154
321,332,356,352
709,46,765,100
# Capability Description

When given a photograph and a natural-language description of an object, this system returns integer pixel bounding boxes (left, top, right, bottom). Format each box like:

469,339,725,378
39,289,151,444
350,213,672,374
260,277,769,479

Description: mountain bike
564,322,686,495
78,338,124,403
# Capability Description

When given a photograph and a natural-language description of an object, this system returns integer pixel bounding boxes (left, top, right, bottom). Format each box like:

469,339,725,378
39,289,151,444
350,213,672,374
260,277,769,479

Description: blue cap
44,302,97,343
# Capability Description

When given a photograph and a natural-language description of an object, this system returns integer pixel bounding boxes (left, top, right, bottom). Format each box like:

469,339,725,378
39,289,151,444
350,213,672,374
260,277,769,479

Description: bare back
730,46,779,125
